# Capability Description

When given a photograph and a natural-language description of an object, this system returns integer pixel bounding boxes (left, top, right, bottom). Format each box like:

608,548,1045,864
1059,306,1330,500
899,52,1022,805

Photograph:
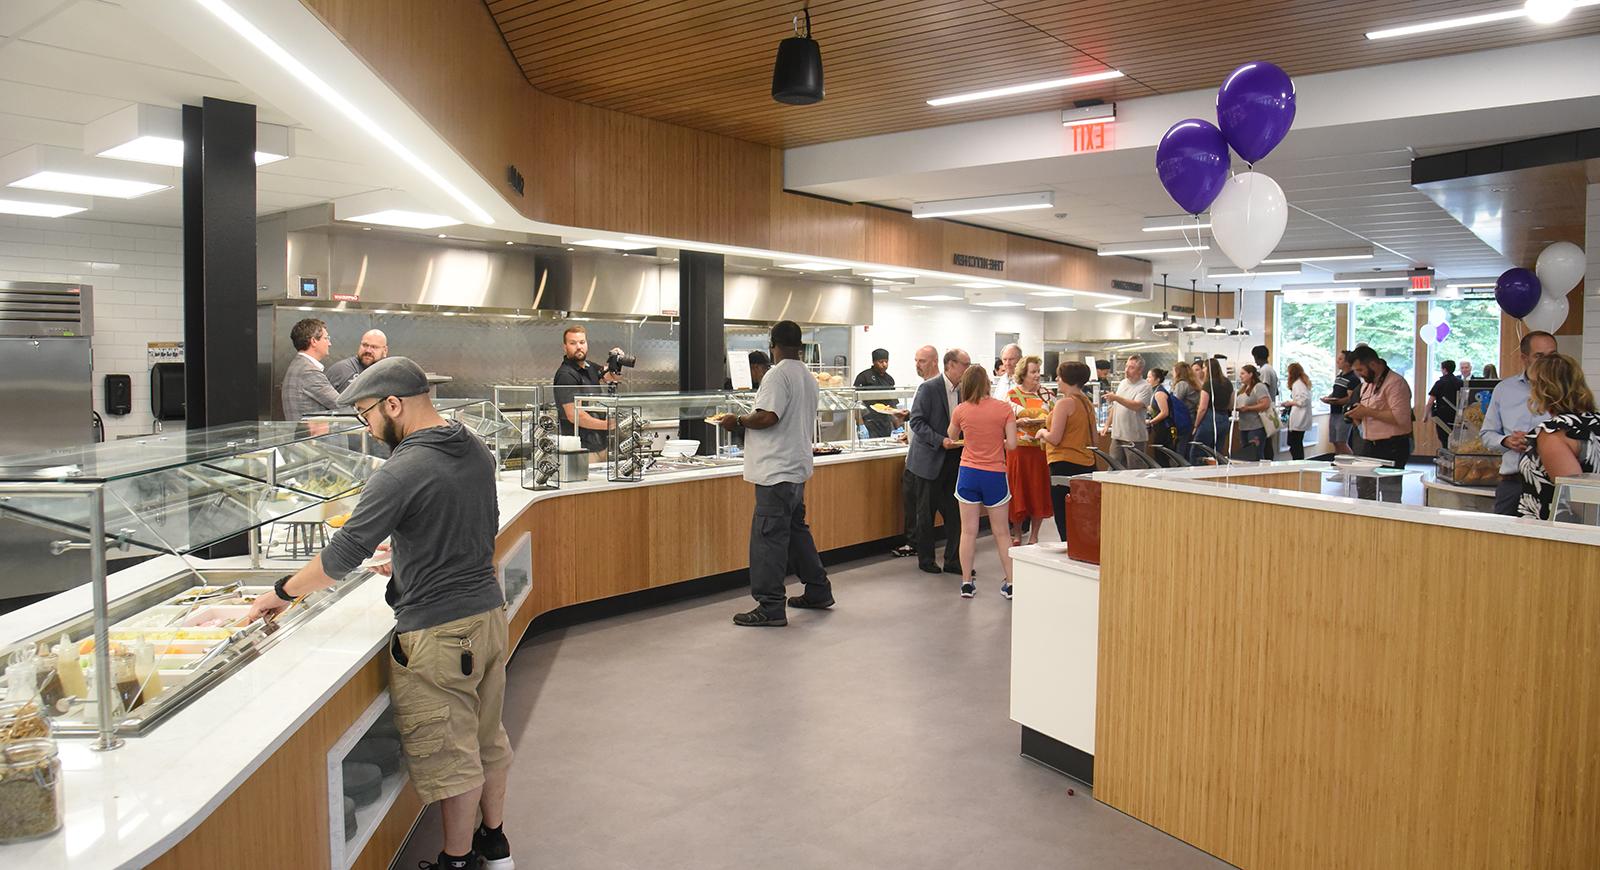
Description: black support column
678,251,725,450
182,97,258,428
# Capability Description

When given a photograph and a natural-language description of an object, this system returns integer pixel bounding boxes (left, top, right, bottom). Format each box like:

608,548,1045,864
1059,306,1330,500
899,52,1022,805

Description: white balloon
1418,323,1438,346
1428,305,1448,325
1209,171,1287,272
1535,241,1586,298
1523,291,1569,333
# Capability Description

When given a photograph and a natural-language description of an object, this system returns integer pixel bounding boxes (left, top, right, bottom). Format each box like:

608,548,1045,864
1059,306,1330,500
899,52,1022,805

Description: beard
359,352,377,366
569,348,587,363
374,412,402,449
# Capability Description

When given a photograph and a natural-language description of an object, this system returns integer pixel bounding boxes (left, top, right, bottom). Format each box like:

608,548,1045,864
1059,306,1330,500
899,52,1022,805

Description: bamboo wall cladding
1094,483,1600,870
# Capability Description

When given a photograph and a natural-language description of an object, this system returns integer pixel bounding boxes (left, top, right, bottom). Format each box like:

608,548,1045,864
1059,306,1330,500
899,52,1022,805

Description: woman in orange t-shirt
948,365,1018,599
1006,355,1053,546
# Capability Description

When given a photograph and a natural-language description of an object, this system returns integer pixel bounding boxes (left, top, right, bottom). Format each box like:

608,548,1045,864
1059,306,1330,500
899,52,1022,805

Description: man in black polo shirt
551,324,622,453
854,348,896,438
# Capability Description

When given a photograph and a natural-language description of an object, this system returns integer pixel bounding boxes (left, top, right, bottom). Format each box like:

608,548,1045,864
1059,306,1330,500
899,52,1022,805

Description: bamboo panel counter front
0,449,909,869
1091,466,1600,870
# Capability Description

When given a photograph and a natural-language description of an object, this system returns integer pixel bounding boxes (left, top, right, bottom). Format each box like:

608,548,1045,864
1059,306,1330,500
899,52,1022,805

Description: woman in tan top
1042,361,1097,544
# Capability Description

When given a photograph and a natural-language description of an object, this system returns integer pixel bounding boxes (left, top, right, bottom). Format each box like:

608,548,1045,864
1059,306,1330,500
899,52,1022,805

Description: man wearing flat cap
245,356,517,870
854,348,897,438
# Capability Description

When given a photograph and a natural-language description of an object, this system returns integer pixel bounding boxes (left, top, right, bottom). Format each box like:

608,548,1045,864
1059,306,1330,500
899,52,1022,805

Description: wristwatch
273,576,295,603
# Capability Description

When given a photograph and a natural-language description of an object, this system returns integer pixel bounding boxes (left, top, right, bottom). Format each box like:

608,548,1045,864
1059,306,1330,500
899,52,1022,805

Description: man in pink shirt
1346,345,1413,500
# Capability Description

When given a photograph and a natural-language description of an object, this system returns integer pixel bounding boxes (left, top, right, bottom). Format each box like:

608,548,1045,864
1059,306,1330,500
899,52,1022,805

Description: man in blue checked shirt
1479,331,1557,515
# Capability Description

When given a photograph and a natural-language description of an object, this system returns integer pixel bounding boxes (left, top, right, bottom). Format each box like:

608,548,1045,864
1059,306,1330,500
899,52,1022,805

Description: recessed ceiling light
437,233,447,238
927,69,1124,107
341,209,458,229
1365,1,1596,40
194,0,493,224
1030,290,1074,298
907,294,963,302
860,270,918,280
0,192,90,218
973,300,1026,308
1258,246,1374,264
872,288,889,294
0,145,172,199
505,241,514,245
85,104,294,167
1030,306,1074,312
1096,241,1209,256
912,191,1053,219
958,281,1002,289
777,261,849,271
1095,299,1130,307
1207,265,1302,278
566,238,655,251
1142,214,1211,233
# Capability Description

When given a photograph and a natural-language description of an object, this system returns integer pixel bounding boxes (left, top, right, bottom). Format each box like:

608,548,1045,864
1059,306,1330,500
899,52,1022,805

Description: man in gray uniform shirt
246,356,514,870
720,320,834,627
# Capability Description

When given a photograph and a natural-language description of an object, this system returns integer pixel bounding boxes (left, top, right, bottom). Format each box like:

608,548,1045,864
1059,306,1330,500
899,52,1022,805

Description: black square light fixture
772,7,824,105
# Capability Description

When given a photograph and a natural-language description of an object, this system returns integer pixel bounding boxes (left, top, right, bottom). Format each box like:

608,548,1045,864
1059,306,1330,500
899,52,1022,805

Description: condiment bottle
52,636,85,707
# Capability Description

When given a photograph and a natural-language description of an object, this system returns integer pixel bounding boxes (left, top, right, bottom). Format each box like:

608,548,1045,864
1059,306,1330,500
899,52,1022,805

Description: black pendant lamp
1181,278,1205,333
772,7,824,105
1228,286,1251,336
1207,283,1229,334
1152,272,1180,333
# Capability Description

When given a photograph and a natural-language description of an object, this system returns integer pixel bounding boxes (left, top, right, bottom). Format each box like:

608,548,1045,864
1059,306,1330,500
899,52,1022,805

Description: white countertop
0,447,906,868
1008,544,1100,579
1091,461,1600,548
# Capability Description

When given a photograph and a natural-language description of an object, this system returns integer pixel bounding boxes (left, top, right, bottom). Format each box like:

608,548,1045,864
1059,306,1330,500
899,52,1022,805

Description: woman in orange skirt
1006,355,1053,545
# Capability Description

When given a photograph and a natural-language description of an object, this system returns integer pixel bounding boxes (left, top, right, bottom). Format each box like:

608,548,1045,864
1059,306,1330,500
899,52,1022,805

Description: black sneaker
419,853,480,870
960,581,977,598
919,562,942,574
733,608,787,627
788,594,834,609
473,823,513,870
1000,583,1014,600
891,544,916,558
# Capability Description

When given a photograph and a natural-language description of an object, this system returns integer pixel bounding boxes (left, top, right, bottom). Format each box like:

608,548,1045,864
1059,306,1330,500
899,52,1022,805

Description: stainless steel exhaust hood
258,210,873,325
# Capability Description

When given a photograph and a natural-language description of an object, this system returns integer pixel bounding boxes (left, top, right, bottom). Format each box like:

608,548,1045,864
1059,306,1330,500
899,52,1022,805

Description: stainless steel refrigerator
0,280,94,602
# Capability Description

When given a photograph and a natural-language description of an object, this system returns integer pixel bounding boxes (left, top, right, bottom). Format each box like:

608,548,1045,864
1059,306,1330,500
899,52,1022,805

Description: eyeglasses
355,397,394,427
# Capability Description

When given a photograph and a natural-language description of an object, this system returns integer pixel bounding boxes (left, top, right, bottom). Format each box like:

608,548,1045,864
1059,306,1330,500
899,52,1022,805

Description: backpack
1160,385,1193,434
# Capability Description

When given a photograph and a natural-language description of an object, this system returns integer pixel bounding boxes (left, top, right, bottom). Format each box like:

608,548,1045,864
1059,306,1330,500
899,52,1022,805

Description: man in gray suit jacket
906,348,971,574
281,318,345,422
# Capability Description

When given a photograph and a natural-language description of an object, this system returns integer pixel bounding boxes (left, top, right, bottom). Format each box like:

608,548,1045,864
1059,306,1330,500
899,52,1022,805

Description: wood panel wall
297,0,1150,295
1095,483,1600,870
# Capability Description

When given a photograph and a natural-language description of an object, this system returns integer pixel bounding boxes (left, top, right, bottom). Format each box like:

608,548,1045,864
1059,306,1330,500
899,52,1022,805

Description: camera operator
552,324,631,454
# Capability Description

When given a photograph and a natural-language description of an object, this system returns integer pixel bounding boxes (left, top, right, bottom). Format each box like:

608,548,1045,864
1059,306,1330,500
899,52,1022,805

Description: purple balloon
1435,322,1451,342
1216,62,1296,164
1155,119,1230,216
1494,268,1542,319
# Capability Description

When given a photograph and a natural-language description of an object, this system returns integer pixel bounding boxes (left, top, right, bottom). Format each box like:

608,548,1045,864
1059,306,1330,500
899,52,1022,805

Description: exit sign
1410,273,1433,291
1069,122,1114,153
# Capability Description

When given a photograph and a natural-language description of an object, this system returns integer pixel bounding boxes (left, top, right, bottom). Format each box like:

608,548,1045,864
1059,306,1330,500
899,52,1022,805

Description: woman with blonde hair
948,364,1018,599
1170,361,1201,422
1006,355,1052,546
1517,353,1600,520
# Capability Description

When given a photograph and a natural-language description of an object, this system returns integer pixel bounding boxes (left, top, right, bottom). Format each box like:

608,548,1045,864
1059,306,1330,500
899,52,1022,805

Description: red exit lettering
1071,123,1113,153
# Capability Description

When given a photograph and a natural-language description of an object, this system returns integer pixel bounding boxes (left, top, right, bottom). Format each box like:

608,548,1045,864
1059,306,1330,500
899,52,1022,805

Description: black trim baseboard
517,535,902,643
1020,725,1093,786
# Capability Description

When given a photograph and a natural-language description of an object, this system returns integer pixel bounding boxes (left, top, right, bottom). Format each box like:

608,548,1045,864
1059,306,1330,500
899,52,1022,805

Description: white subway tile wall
1585,182,1599,385
0,214,185,442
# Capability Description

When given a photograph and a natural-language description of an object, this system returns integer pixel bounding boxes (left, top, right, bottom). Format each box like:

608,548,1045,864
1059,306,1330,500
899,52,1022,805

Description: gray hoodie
322,421,503,633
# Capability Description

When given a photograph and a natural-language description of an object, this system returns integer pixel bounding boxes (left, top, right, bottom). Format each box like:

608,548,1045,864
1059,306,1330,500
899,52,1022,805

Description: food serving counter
0,419,911,868
1013,461,1600,870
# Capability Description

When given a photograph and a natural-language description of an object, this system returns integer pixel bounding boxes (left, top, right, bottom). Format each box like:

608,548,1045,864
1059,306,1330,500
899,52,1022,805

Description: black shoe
960,581,977,598
420,853,480,870
733,607,787,627
473,823,513,870
919,562,942,574
891,544,916,558
788,594,834,609
943,563,963,575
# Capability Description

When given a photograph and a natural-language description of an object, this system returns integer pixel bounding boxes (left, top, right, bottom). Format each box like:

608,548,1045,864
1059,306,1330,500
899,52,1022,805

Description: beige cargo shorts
387,606,514,804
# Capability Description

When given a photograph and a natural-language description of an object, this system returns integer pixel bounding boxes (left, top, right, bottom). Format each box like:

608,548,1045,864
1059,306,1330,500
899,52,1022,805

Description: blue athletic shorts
955,466,1011,508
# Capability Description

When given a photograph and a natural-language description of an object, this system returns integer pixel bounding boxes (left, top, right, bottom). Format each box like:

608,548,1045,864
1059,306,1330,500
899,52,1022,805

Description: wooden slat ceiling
483,0,1600,148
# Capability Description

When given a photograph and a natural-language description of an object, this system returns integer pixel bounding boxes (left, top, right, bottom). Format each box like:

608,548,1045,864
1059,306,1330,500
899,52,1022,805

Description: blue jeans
1190,412,1231,461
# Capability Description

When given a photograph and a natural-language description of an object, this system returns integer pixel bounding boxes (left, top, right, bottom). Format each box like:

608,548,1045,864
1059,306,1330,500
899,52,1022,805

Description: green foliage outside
1353,300,1418,391
1427,299,1501,381
1276,300,1337,403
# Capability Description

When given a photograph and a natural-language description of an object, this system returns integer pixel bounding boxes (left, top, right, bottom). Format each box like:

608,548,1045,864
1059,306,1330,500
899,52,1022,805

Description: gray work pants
749,482,831,615
1493,474,1522,516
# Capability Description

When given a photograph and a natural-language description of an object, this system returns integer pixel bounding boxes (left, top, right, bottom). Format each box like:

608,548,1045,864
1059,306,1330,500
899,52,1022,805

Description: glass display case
1551,474,1600,525
440,399,524,472
1436,377,1502,486
0,421,386,748
575,392,749,474
853,386,917,450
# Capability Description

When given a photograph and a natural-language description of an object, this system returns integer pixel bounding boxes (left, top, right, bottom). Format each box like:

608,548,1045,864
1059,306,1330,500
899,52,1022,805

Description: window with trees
1426,298,1501,381
1274,299,1338,407
1352,300,1418,392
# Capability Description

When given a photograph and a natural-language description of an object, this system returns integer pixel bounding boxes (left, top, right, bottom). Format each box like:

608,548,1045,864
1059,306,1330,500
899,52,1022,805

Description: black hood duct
771,8,823,105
